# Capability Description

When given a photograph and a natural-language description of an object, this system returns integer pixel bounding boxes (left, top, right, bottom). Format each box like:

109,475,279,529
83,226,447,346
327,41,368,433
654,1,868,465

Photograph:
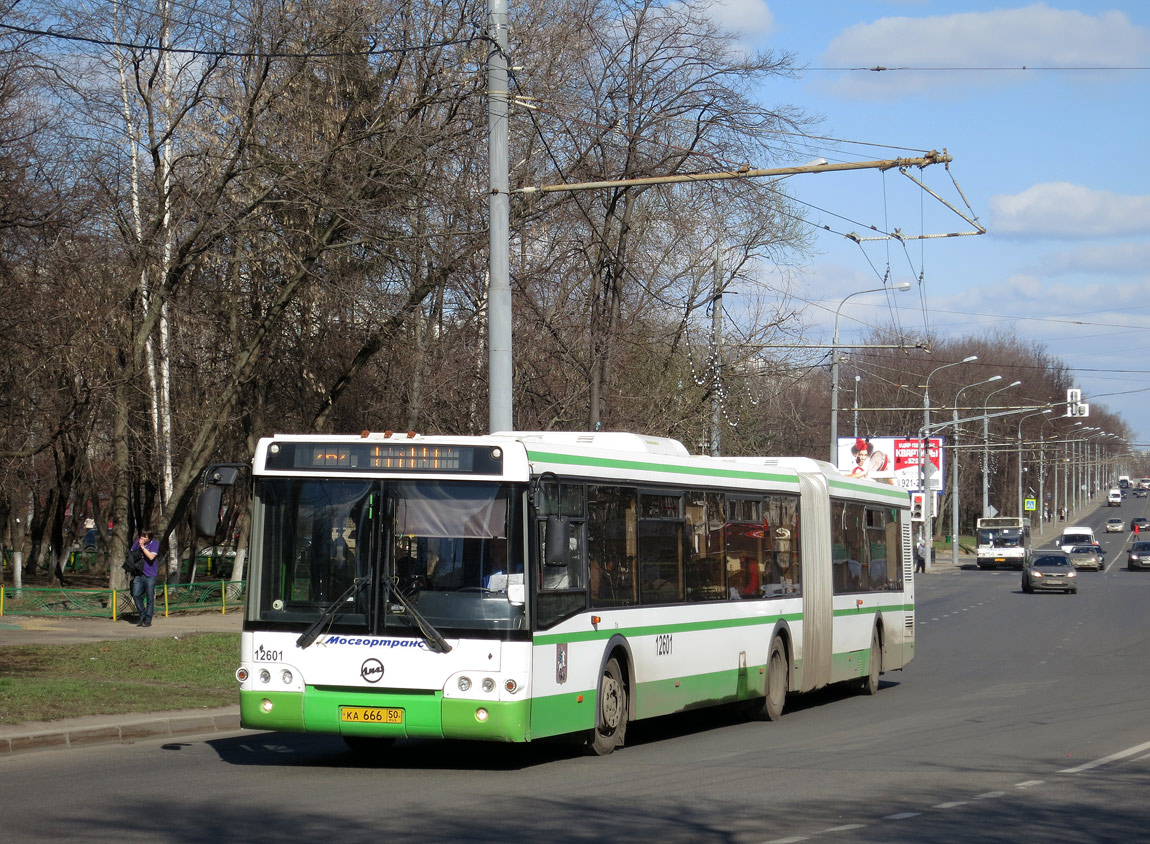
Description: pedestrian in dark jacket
131,529,160,627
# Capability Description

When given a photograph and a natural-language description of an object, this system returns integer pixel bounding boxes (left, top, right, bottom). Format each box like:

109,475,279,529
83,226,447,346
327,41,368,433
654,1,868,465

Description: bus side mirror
195,487,223,537
545,515,571,567
195,464,242,538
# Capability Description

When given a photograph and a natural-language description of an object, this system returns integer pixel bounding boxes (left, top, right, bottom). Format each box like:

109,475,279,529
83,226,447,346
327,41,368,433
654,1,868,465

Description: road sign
1024,498,1036,511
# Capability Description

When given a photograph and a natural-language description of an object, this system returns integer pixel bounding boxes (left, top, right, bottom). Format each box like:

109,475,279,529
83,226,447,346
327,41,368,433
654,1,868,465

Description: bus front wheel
589,657,628,756
749,637,788,721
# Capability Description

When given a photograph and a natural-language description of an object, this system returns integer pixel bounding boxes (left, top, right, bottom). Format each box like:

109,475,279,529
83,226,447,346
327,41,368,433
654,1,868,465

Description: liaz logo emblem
360,658,384,683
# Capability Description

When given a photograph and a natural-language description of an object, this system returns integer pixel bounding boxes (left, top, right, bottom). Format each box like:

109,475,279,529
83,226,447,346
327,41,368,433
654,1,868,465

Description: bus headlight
281,669,294,684
261,698,274,713
475,708,489,722
236,667,249,683
458,676,472,692
504,679,519,694
259,669,271,683
482,678,496,693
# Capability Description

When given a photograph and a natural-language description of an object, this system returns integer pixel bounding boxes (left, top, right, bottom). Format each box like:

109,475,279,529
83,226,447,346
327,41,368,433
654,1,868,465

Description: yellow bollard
1,585,5,616
163,581,170,618
221,580,226,614
112,588,117,621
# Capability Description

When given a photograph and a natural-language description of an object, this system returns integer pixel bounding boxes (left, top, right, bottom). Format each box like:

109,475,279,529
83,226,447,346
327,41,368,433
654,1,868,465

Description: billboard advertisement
836,436,944,493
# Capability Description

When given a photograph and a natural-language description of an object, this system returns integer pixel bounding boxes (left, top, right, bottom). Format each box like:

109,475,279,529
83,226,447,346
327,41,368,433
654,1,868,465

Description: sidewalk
0,611,243,757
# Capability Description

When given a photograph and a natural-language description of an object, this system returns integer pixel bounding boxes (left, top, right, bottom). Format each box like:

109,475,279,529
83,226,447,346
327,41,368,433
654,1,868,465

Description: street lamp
920,354,977,560
1038,414,1062,523
829,282,911,463
1075,427,1101,510
1083,429,1108,503
950,375,1002,567
981,380,1021,517
1017,409,1053,521
950,376,1002,562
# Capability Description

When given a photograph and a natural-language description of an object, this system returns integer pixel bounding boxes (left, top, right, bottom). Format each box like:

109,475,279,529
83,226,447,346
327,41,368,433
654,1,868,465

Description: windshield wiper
296,576,370,649
386,577,452,654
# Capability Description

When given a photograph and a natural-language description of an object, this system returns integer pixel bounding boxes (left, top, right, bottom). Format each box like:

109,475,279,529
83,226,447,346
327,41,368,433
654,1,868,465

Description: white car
1105,518,1125,533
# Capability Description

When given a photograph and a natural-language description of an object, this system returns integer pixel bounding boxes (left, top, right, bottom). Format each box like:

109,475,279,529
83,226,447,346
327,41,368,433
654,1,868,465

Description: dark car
1131,517,1149,534
1128,542,1150,571
1067,544,1103,571
1022,551,1078,594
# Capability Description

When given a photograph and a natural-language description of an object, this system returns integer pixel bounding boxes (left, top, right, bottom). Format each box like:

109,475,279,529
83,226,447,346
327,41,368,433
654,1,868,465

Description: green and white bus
203,430,914,755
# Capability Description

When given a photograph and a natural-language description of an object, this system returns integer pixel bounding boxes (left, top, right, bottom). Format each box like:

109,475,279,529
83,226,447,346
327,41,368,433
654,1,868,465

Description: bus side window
588,485,638,607
684,491,724,601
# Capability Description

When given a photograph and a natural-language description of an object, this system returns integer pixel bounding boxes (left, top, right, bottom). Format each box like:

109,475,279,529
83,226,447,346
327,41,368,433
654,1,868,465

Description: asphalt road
4,496,1150,843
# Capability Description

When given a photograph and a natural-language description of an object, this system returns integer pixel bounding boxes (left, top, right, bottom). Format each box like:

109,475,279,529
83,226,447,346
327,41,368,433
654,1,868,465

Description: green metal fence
0,581,246,619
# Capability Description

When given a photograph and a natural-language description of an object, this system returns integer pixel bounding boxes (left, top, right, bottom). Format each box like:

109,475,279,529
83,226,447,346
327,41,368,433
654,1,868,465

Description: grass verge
0,633,239,726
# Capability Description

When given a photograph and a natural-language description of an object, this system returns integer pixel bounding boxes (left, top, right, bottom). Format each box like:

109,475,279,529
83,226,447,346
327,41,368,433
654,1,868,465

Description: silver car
1022,551,1078,594
1067,544,1103,571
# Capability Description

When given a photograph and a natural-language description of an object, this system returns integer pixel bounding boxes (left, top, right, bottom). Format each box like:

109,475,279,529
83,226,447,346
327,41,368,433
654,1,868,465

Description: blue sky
713,1,1149,450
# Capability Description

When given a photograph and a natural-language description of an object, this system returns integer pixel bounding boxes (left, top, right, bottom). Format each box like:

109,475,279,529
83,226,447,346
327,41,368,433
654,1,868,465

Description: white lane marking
764,837,809,844
1058,739,1150,774
820,824,867,833
1015,780,1045,788
932,801,968,808
973,791,1006,799
883,812,921,820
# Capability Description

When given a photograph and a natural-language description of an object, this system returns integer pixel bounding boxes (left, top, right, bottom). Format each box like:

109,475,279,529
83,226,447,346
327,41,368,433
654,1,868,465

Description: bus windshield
978,528,1023,548
253,478,526,634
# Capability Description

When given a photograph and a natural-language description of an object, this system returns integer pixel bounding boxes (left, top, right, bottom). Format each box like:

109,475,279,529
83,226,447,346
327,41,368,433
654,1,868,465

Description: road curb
0,706,241,756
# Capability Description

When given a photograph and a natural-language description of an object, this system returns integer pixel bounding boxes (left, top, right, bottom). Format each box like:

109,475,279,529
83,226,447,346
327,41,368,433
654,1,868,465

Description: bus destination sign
264,442,504,474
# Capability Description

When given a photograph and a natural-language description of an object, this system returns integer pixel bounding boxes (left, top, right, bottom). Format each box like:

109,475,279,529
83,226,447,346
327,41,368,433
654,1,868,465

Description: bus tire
859,628,881,695
589,657,627,756
749,637,788,721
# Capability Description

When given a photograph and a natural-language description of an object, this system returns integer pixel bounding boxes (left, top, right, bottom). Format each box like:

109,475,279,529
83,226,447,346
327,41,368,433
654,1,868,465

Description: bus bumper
239,688,531,742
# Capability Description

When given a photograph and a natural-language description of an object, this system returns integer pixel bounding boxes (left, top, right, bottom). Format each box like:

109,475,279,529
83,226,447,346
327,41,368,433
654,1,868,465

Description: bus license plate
341,706,403,724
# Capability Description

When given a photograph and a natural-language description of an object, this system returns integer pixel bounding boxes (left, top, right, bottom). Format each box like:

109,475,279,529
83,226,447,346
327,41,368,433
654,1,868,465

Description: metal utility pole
710,243,722,456
487,0,512,433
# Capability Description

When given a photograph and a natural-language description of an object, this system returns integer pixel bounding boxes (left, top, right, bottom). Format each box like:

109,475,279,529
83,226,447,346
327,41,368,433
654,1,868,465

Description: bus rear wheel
589,657,627,756
858,628,881,695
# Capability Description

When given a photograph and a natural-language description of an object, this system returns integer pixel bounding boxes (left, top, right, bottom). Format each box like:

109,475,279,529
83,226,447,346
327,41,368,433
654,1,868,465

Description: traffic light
910,492,924,521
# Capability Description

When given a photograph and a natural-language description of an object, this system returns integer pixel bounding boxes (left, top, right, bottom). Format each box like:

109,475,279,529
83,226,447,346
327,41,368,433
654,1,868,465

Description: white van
1059,526,1097,552
1108,488,1123,506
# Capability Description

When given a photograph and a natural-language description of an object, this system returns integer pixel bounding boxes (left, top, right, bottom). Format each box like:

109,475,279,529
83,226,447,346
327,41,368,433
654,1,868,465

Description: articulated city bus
975,516,1031,570
200,431,914,755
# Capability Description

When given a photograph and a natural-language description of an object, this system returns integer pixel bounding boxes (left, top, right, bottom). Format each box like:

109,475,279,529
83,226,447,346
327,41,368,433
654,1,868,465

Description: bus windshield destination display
264,441,503,474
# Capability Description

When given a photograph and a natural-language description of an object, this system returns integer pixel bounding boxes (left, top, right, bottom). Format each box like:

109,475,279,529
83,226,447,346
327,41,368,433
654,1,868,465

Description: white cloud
701,0,775,40
990,182,1150,238
817,3,1150,100
1036,242,1150,275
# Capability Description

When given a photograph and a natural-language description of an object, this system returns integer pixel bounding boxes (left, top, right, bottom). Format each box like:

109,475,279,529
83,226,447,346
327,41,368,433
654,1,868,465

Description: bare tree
506,0,812,433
